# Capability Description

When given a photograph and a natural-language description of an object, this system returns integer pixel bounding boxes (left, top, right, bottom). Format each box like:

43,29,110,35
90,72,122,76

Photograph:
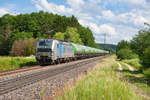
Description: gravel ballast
0,59,99,100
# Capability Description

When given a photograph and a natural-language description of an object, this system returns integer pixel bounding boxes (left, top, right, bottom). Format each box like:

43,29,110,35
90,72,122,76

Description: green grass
0,56,38,71
122,58,141,70
143,68,150,77
122,58,150,76
119,58,150,96
55,56,143,100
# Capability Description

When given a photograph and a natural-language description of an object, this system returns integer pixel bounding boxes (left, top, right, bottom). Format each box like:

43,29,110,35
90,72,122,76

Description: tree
116,40,136,60
12,32,33,41
52,15,67,34
11,31,33,47
68,15,79,27
78,26,98,48
130,30,150,56
0,24,12,55
0,34,5,55
116,40,130,53
53,32,64,40
53,27,84,44
11,39,37,56
39,12,54,37
117,48,138,60
0,11,98,56
141,46,150,68
64,27,83,44
116,23,150,67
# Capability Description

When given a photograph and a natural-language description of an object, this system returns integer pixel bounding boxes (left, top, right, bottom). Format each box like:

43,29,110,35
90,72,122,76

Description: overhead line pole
104,33,106,50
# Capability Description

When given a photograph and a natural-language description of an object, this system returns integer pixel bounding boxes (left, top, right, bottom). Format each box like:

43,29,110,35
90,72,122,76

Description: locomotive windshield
38,40,53,48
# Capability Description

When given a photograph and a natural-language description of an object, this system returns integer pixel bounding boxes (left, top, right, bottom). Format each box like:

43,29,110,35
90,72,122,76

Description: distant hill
97,43,116,53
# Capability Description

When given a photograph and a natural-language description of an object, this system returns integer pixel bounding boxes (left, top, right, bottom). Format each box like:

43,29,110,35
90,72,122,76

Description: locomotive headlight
51,51,54,56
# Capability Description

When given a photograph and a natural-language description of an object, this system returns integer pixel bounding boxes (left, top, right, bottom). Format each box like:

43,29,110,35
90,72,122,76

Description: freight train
36,39,109,65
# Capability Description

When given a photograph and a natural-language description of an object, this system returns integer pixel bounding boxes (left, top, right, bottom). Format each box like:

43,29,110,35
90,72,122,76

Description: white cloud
100,9,149,27
112,24,138,43
32,0,73,15
118,0,147,5
78,18,117,36
118,11,149,27
31,0,150,44
116,0,150,9
102,10,115,20
89,23,101,34
94,24,139,44
32,0,103,17
124,36,132,41
78,19,88,26
0,8,9,17
78,13,94,21
67,0,84,10
34,2,44,11
133,16,148,26
84,23,116,36
98,24,116,35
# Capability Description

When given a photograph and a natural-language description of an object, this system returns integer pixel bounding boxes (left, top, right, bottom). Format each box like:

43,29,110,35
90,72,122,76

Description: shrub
117,48,138,60
143,68,150,77
11,39,37,56
141,46,150,68
116,40,130,53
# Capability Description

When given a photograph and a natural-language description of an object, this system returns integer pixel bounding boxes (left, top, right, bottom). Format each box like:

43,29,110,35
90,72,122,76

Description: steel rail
0,56,106,95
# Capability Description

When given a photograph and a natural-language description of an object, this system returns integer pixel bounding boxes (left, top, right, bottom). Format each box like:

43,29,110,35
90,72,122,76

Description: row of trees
116,26,150,68
0,11,98,56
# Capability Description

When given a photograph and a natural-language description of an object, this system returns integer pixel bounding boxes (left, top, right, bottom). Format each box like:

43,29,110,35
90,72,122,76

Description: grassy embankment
54,56,144,100
120,58,150,95
0,56,38,71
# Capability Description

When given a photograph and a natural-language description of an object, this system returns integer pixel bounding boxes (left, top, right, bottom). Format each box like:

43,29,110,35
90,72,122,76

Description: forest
0,11,98,56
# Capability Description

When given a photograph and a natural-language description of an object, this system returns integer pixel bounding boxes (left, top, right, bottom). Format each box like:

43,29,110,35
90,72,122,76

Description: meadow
55,56,145,100
0,56,38,71
121,58,150,95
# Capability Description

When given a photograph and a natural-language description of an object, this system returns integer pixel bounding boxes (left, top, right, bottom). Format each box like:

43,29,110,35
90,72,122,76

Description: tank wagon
36,39,109,65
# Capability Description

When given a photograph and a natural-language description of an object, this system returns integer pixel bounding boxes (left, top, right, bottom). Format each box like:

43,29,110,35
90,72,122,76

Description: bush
11,39,37,56
141,46,150,68
143,68,150,77
117,48,138,60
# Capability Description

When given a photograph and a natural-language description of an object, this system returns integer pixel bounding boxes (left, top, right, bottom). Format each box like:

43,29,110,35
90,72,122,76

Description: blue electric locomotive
36,39,74,65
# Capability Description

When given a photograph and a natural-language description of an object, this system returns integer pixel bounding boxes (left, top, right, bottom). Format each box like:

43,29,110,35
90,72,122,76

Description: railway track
0,66,41,77
0,56,106,95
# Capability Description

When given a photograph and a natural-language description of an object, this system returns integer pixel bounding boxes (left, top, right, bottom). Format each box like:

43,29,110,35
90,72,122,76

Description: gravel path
130,83,150,100
116,62,123,71
124,63,134,72
121,62,150,99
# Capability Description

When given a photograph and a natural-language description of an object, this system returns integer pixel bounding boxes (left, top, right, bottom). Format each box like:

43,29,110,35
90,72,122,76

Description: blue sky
0,0,150,44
